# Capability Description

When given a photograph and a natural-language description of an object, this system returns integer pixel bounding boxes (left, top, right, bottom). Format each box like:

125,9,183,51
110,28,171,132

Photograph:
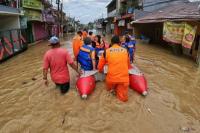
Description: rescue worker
82,29,88,40
124,30,131,39
72,31,83,60
121,36,126,48
98,35,129,102
77,37,96,71
43,36,81,94
125,36,135,63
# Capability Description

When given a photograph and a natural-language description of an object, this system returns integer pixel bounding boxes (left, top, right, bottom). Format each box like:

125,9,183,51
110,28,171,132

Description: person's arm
43,68,48,86
69,63,81,75
43,54,49,86
66,50,81,75
98,55,106,72
91,51,96,70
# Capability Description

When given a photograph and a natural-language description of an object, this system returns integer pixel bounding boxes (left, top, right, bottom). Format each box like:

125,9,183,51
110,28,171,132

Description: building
114,0,142,35
21,0,48,43
106,0,188,36
94,18,107,35
42,0,57,38
106,0,142,35
106,0,118,34
131,2,200,65
0,0,28,62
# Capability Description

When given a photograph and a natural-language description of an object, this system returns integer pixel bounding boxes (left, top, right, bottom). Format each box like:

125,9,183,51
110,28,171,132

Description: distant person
72,31,83,60
77,37,96,71
102,34,110,49
125,35,136,63
82,29,88,40
94,35,104,67
120,35,126,48
88,31,95,41
43,36,81,94
98,35,129,102
124,30,131,38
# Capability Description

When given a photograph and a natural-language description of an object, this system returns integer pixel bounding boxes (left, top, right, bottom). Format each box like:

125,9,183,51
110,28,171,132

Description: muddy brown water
0,36,199,133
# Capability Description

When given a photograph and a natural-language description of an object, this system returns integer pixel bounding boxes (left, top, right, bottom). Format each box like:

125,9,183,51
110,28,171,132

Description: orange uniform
72,35,83,59
82,31,88,40
98,44,129,102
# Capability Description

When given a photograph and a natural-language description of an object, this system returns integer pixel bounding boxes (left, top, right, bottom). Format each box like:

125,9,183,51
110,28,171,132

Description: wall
133,22,166,44
186,21,200,59
0,16,20,31
33,22,48,41
116,0,121,13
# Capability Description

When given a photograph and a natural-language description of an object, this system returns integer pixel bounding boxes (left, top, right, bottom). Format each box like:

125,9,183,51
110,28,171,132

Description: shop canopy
131,2,200,24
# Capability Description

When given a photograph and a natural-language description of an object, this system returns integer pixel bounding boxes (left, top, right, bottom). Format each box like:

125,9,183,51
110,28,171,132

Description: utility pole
56,0,61,37
61,0,63,37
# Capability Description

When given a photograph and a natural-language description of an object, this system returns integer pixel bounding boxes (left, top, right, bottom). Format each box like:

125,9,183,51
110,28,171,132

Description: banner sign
24,9,42,21
163,22,197,49
23,0,43,10
163,22,185,44
182,24,197,49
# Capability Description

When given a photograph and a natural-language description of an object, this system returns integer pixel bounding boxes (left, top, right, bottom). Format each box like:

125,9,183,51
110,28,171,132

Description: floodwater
0,36,199,133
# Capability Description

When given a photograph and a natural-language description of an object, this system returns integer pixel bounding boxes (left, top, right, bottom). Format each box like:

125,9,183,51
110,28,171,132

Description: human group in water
43,29,137,102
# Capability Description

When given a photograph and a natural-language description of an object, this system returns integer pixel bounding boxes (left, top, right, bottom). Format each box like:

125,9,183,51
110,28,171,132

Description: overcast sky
63,0,111,24
61,0,199,24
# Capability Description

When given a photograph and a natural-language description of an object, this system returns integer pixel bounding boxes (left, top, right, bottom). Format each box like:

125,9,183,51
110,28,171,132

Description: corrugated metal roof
132,2,200,23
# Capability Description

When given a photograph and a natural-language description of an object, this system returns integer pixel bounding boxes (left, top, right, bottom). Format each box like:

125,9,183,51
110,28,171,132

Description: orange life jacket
98,44,129,83
72,35,83,58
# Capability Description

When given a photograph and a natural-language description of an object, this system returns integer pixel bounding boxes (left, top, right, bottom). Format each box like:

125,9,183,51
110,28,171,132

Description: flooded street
0,36,199,133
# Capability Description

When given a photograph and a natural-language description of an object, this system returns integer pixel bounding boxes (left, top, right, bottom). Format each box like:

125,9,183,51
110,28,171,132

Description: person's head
89,31,93,36
83,28,88,33
111,35,120,45
95,35,101,44
77,31,82,36
124,31,129,35
84,37,92,45
49,36,60,48
125,35,130,43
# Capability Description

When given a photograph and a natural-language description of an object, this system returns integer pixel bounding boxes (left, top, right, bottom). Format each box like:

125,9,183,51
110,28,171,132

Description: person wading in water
43,36,81,94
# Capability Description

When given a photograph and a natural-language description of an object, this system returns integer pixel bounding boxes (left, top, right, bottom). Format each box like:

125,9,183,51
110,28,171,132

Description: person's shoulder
45,49,53,55
44,49,54,58
58,48,68,52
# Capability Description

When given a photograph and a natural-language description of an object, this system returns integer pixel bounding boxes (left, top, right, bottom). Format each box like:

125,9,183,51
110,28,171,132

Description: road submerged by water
0,36,199,133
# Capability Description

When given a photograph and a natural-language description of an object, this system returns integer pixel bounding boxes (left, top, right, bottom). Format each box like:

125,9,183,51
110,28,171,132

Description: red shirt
43,48,73,84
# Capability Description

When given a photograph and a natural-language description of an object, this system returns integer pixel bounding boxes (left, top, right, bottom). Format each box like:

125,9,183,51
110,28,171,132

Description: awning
131,2,200,24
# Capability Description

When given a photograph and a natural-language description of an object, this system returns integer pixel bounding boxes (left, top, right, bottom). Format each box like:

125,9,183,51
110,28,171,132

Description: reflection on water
0,36,199,133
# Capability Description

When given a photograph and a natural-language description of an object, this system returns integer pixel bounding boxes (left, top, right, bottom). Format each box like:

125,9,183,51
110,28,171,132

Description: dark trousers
55,82,70,94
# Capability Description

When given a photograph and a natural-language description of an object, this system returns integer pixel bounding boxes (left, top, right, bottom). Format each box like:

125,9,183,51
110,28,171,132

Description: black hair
83,29,88,33
96,35,101,44
77,31,82,35
84,37,92,45
125,31,129,34
89,31,93,35
125,35,130,43
111,35,120,44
